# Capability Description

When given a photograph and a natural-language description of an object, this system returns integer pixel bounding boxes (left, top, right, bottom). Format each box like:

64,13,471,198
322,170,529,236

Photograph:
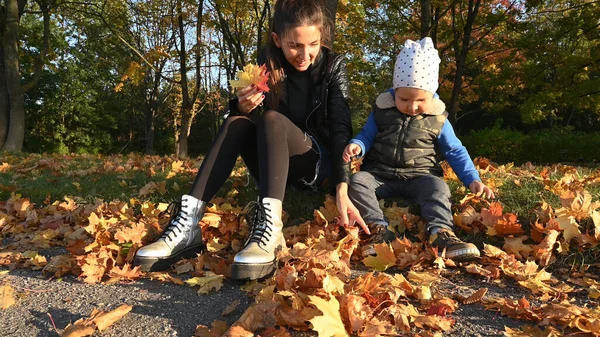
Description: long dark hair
265,0,332,109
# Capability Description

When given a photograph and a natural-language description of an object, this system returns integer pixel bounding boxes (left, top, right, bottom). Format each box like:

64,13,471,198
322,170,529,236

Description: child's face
272,25,321,72
394,87,434,116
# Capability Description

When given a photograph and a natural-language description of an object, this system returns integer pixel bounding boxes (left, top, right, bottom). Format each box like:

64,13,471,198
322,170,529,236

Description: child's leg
348,171,388,225
400,175,453,233
401,175,479,261
349,171,406,256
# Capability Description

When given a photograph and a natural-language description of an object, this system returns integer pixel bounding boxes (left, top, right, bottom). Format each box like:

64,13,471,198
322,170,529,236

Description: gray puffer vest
362,91,448,180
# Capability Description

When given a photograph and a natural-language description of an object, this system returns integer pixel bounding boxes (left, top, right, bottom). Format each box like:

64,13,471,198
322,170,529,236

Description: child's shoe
361,224,397,257
428,229,480,261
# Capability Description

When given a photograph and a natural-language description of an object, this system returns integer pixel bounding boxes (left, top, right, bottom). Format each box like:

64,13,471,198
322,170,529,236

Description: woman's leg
255,109,319,200
231,110,319,280
189,115,259,201
135,115,258,272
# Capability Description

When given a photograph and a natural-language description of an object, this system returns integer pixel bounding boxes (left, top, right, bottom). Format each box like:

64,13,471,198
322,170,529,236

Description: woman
134,0,367,280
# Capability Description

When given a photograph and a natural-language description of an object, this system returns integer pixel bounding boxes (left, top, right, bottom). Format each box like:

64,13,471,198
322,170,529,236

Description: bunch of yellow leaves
229,64,270,92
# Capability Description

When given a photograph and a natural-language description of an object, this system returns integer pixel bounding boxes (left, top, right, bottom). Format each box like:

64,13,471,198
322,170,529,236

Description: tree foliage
2,0,599,155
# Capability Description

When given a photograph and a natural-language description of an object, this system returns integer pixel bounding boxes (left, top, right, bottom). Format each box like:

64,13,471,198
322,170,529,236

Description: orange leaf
462,288,487,304
196,320,229,337
107,264,143,281
61,320,96,337
481,202,503,227
92,304,133,331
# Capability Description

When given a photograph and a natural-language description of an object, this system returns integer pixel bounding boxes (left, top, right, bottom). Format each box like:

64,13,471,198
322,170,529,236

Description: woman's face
272,25,321,72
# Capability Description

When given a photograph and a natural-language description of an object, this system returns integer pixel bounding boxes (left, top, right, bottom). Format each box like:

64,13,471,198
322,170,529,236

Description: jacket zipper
305,100,322,138
398,116,412,166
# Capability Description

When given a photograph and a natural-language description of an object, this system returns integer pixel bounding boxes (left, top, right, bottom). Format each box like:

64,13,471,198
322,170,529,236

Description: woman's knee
257,110,284,130
221,115,254,132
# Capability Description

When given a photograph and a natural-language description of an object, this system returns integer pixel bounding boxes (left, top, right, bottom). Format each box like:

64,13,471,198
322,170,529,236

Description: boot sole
230,261,276,281
446,249,480,262
134,244,204,272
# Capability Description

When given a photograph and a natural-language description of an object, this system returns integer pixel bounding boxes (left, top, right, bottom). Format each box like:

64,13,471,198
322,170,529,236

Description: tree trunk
145,102,155,155
0,6,9,150
447,0,480,127
2,0,26,152
420,0,431,39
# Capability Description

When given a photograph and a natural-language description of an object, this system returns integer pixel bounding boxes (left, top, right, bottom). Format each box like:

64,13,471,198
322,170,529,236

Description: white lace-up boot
230,197,286,280
134,194,207,271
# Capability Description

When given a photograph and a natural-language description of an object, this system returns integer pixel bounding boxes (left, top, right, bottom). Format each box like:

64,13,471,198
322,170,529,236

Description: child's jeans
348,171,454,233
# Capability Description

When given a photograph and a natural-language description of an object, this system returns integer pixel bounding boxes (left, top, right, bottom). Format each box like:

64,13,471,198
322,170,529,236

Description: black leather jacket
228,47,353,188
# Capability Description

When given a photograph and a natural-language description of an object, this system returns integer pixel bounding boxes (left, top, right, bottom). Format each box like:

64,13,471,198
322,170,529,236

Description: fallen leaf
92,304,133,331
185,272,224,294
462,288,488,304
362,243,396,271
308,295,349,337
0,284,17,309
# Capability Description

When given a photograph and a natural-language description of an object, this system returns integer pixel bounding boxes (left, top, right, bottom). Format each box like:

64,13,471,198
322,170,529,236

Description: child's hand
236,85,265,114
343,143,361,163
469,181,495,199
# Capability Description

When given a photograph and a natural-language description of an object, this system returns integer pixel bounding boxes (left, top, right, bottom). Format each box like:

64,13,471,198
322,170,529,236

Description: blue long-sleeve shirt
350,98,480,188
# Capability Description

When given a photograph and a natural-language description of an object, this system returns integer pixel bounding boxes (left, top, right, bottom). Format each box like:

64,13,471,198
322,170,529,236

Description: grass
2,152,599,270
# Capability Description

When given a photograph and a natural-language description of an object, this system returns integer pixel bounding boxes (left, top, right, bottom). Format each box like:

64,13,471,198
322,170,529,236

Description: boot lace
242,201,273,247
160,201,191,242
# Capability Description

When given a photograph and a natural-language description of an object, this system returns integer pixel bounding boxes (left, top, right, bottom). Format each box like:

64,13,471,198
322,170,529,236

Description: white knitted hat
393,37,440,94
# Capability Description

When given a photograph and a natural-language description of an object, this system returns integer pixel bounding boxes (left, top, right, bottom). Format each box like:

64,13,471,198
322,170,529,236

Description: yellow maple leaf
591,210,600,240
206,237,228,252
0,162,10,172
319,194,339,223
555,214,581,242
558,190,600,221
0,285,17,309
185,272,224,294
308,295,349,337
358,317,398,336
503,236,533,259
532,229,559,267
362,243,396,271
229,63,270,92
107,264,143,282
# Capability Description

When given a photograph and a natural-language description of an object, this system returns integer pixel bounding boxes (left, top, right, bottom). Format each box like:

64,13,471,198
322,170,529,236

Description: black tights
189,110,320,201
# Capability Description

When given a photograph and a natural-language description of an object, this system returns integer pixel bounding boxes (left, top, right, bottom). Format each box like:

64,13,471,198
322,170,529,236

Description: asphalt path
1,264,528,337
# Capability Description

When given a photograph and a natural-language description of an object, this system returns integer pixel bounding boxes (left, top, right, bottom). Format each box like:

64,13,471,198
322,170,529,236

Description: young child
342,37,494,261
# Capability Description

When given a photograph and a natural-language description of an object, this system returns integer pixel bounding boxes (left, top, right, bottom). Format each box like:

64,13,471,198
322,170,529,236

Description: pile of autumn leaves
1,154,600,337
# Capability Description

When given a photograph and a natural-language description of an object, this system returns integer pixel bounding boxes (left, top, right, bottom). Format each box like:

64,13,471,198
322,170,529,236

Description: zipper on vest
398,116,412,165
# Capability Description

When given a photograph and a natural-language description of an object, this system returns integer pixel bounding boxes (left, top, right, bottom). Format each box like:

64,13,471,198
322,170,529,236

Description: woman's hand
336,183,370,234
342,143,361,163
236,85,265,114
469,180,495,199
